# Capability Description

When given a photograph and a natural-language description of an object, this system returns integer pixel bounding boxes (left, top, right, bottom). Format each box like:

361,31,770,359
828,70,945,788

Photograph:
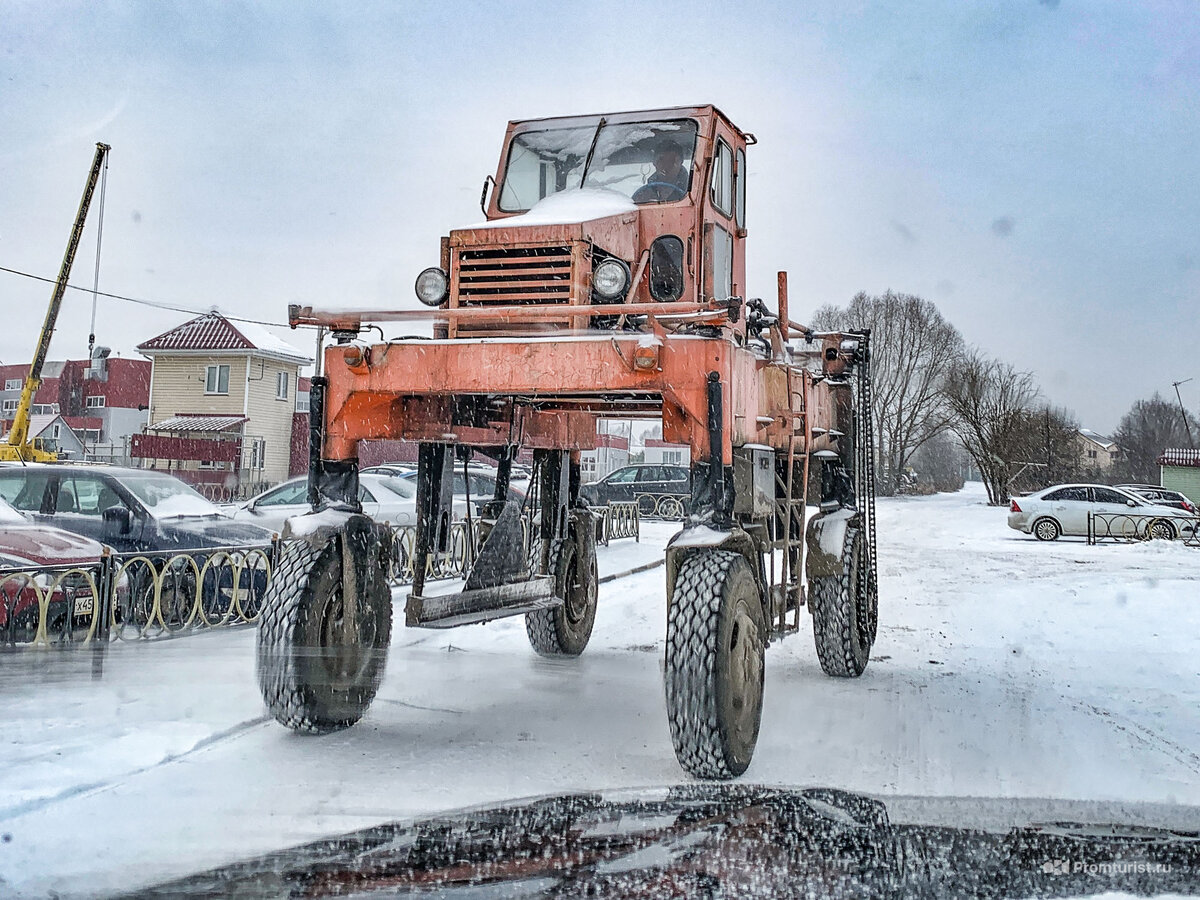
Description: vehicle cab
415,105,753,338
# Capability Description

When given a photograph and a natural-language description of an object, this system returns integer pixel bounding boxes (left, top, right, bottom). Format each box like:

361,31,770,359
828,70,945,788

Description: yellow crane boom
2,142,110,463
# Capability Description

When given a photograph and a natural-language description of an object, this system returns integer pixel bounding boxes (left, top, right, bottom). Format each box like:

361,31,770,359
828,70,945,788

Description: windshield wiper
580,117,607,187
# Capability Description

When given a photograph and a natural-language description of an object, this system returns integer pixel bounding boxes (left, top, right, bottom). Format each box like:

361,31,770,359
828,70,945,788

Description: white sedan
230,473,460,534
1007,483,1198,541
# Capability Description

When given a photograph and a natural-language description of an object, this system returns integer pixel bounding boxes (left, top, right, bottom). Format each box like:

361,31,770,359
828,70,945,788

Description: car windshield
119,472,222,518
372,476,416,499
0,496,26,525
498,118,699,212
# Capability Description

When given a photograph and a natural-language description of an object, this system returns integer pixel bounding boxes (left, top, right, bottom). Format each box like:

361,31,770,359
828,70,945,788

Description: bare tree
811,291,963,496
1112,393,1200,483
942,349,1040,505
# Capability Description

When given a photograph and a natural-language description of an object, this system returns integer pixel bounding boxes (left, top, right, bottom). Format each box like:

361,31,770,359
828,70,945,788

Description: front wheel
525,537,598,657
257,538,392,734
665,550,765,779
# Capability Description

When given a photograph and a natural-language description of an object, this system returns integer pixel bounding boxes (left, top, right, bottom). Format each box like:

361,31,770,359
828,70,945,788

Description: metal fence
2,504,641,648
633,493,686,521
1087,512,1200,546
1,544,276,648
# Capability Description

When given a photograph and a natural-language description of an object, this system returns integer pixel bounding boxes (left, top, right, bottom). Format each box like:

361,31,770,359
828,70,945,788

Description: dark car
1116,483,1197,514
0,465,273,552
0,466,274,628
579,464,690,516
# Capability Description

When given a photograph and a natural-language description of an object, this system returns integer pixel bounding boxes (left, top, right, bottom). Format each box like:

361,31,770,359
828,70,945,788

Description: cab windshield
498,118,699,212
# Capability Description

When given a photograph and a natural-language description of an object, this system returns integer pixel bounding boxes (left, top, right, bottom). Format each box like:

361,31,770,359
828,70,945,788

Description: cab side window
710,140,733,217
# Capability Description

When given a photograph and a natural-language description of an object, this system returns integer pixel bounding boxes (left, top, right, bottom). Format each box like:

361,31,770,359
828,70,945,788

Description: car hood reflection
126,785,1200,898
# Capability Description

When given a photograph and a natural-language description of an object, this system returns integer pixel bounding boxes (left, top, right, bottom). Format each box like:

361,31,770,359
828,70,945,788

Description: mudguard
805,508,860,579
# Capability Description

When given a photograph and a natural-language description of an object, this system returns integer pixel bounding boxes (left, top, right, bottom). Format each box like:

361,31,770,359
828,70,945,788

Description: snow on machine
257,105,879,778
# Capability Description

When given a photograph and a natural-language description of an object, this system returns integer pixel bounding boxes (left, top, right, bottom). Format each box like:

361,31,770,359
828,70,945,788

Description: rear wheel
1148,519,1176,541
810,526,873,678
257,538,392,733
1033,517,1061,542
665,550,765,779
525,538,598,657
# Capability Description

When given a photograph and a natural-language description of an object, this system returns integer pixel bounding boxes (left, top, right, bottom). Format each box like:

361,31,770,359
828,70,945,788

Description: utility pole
1172,378,1194,449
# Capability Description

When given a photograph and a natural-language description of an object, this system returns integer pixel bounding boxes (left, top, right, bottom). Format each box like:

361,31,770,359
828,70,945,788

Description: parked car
1007,483,1198,541
1115,484,1197,514
579,464,690,516
0,466,274,628
371,464,527,513
0,496,123,641
0,465,274,551
231,473,466,533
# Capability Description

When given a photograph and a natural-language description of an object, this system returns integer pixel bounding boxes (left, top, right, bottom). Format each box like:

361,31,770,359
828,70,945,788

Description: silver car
1007,483,1198,541
230,473,458,534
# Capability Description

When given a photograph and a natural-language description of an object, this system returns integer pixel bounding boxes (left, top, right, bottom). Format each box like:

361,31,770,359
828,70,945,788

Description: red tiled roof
138,312,259,352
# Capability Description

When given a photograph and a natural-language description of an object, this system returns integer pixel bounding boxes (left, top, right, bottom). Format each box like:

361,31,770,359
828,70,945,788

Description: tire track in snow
0,715,271,822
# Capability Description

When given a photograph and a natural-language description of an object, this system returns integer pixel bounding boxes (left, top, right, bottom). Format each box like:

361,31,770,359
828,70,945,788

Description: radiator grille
454,245,574,306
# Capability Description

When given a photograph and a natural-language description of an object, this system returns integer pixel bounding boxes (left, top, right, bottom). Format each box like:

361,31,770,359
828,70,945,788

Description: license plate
74,594,95,617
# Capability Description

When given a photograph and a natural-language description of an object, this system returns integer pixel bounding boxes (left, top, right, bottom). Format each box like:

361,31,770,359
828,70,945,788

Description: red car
0,497,107,642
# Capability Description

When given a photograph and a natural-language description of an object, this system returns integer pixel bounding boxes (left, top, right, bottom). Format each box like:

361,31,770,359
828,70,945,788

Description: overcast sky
2,0,1197,431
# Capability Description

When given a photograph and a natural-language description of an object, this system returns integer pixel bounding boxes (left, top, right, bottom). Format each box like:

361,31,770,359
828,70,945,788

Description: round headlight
415,267,449,306
592,258,630,300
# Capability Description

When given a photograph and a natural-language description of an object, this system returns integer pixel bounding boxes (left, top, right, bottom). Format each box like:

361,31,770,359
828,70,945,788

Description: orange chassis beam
319,330,841,464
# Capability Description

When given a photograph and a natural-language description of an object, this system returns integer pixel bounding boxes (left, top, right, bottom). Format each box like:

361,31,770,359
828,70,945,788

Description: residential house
0,349,151,463
1159,448,1200,505
135,312,312,497
644,437,690,468
581,430,630,482
0,413,86,459
1076,429,1121,477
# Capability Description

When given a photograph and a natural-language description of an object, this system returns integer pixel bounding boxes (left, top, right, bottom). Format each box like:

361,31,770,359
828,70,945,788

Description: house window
85,395,106,408
249,438,266,470
1088,449,1097,459
205,364,230,395
3,379,20,391
276,371,289,401
2,399,17,415
52,423,61,439
663,450,683,466
295,394,310,413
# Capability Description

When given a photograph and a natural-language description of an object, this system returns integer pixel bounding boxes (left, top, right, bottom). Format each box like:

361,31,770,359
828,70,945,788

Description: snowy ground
2,483,1199,897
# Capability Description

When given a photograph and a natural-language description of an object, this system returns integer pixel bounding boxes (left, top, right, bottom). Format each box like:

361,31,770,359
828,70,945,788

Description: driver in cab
633,140,690,203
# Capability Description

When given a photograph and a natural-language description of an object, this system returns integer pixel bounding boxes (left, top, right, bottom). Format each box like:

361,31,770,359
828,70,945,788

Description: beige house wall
146,352,302,487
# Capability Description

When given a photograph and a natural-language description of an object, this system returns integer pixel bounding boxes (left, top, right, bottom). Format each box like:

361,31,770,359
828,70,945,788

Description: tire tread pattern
665,549,744,780
810,526,868,678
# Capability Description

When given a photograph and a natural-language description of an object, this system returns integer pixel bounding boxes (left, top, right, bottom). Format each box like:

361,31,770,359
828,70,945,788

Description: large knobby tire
526,538,598,657
665,550,766,780
257,538,392,734
810,526,872,678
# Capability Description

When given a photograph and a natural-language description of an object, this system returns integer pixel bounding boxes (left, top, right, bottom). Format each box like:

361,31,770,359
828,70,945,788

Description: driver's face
655,150,682,178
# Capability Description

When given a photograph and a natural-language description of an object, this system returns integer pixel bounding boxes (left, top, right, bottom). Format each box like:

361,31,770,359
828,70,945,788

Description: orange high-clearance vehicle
258,105,878,779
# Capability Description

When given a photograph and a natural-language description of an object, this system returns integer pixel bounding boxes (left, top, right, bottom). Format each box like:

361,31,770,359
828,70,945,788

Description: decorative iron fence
598,501,640,545
1,504,640,648
633,493,686,520
1,544,276,648
1087,512,1200,546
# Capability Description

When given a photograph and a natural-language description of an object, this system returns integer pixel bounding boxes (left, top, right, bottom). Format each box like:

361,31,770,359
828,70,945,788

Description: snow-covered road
3,483,1199,897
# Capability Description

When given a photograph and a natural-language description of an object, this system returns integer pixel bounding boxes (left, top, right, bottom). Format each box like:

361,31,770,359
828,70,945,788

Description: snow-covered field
2,482,1199,897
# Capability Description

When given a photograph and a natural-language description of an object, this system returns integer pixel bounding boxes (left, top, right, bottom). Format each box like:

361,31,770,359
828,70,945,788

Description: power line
0,262,301,330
